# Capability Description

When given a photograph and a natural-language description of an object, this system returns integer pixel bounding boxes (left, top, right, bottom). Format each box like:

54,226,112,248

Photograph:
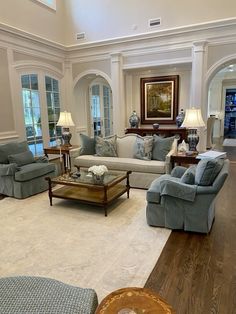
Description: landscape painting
140,75,179,124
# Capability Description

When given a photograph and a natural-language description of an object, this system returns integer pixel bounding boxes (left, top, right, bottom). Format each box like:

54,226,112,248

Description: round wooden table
95,287,175,314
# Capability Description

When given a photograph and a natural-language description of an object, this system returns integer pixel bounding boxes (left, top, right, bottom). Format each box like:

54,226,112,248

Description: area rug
223,138,236,146
0,189,170,301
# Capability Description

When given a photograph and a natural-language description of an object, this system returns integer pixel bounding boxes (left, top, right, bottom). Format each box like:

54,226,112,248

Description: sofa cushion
133,136,153,160
14,163,55,182
195,158,224,186
180,165,196,185
0,141,29,164
116,135,137,158
74,155,166,174
79,133,95,155
8,151,35,166
152,135,175,161
95,136,117,157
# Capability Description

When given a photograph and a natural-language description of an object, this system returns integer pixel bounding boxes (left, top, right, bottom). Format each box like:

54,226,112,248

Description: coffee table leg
47,177,53,206
126,171,131,198
104,186,108,217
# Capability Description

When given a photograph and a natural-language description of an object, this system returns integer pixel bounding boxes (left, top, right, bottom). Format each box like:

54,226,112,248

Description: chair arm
160,178,197,202
0,163,18,176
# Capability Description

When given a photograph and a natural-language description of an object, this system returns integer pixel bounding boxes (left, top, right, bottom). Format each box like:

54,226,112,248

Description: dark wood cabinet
125,127,187,143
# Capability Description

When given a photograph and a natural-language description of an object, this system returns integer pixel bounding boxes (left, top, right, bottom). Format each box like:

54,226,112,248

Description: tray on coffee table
45,170,131,216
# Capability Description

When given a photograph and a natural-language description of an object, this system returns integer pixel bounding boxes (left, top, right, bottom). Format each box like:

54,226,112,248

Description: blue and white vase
176,109,185,128
129,111,140,128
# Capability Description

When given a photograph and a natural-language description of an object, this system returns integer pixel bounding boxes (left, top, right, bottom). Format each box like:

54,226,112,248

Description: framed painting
140,75,179,124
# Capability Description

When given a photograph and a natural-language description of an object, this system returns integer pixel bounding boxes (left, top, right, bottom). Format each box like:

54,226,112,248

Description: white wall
64,0,236,45
0,0,66,44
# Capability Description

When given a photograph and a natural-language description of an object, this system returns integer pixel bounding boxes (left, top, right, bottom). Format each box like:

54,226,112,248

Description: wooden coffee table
95,287,175,314
45,170,131,216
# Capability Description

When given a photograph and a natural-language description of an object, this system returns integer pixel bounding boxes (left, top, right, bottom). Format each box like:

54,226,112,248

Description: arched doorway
73,72,113,138
207,62,236,144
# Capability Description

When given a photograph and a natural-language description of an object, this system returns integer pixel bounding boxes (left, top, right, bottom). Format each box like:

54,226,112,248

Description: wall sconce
181,107,205,151
57,111,75,147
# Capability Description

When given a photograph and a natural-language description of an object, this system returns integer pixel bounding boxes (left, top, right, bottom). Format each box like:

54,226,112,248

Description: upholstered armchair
0,141,56,199
146,158,229,233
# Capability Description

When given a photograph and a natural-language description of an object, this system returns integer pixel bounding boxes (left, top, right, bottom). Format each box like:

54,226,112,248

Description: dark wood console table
125,127,187,143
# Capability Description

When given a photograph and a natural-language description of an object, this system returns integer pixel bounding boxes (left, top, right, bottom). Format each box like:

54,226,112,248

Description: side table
171,152,200,168
44,145,79,172
95,287,175,314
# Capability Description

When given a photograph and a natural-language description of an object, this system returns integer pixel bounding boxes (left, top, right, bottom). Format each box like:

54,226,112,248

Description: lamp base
61,127,72,147
187,128,199,151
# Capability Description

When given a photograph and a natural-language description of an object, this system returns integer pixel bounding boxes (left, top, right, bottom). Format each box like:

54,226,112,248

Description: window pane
30,75,38,90
22,90,31,108
53,93,60,107
52,79,59,92
21,75,30,89
45,76,52,91
46,92,52,107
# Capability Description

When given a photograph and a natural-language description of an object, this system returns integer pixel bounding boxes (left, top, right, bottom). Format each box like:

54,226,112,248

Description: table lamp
181,107,205,151
57,111,75,147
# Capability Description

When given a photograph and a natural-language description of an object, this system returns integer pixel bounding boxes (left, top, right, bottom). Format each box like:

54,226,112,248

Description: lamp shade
57,111,75,127
181,108,205,128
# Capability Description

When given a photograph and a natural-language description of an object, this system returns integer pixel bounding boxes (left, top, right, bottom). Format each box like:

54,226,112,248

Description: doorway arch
206,56,236,142
73,70,113,138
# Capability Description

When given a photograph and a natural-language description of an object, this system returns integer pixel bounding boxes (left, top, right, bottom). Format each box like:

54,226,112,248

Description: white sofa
70,134,177,189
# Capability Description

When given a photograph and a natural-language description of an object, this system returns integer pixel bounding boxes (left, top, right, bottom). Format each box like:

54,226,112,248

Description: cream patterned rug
223,138,236,146
0,189,170,301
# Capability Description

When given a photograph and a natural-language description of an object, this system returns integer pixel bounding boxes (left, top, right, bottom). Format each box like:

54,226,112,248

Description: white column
110,53,125,136
61,60,76,143
191,41,208,150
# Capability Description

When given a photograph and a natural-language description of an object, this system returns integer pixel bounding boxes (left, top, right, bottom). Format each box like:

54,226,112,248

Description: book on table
196,150,227,159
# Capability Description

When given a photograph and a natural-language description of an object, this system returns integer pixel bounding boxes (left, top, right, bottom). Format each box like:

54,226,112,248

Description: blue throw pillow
95,135,117,157
133,136,153,160
195,158,224,186
180,165,196,185
79,133,95,155
152,135,175,161
8,150,35,166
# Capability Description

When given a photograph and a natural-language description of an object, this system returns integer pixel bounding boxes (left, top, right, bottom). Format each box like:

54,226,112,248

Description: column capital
110,52,123,63
192,41,208,53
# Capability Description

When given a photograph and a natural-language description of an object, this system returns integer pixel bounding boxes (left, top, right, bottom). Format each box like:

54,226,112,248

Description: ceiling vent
76,32,85,40
149,18,161,28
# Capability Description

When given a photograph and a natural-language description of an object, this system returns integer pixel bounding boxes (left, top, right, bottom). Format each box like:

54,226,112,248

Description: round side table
95,287,175,314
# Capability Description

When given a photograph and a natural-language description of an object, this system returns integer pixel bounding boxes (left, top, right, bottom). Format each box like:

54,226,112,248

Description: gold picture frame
140,75,179,124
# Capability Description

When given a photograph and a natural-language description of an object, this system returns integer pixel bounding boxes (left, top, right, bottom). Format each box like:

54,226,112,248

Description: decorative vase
92,173,105,184
176,109,185,128
129,111,140,128
153,123,159,129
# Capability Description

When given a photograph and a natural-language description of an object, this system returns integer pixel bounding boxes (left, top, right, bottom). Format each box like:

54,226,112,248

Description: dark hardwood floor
145,146,236,314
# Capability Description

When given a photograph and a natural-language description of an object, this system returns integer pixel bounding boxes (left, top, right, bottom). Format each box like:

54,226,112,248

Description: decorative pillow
180,165,196,185
95,135,117,157
8,150,35,166
195,158,224,186
0,141,29,164
133,136,153,160
79,133,95,155
152,135,176,161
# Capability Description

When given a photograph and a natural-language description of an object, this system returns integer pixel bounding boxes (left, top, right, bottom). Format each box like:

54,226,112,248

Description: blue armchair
0,141,56,199
146,158,229,233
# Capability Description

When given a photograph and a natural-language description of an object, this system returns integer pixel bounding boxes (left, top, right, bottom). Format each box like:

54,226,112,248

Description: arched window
21,73,61,155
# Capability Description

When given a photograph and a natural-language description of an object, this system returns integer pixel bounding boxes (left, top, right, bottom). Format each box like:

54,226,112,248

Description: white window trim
32,0,56,11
